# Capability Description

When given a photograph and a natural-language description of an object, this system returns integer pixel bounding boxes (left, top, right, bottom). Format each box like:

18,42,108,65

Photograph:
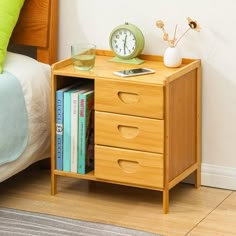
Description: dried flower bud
156,20,164,28
163,33,169,41
187,17,201,32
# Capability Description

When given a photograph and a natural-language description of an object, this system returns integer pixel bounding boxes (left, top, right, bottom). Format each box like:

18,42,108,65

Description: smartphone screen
113,68,155,77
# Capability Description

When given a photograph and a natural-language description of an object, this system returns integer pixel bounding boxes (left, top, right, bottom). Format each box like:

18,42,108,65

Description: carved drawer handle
117,91,139,104
117,125,139,139
117,159,139,173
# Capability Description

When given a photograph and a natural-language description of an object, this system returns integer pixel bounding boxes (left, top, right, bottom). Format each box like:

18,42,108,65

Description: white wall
59,0,236,190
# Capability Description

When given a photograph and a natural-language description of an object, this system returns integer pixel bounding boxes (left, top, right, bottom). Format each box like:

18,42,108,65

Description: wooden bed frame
10,0,58,64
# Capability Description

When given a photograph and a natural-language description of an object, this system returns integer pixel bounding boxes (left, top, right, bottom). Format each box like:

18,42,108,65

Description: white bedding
0,52,51,182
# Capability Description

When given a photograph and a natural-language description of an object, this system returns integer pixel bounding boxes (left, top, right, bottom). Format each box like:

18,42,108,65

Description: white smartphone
113,68,155,77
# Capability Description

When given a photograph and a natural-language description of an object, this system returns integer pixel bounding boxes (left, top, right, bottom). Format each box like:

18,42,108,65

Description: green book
78,90,94,174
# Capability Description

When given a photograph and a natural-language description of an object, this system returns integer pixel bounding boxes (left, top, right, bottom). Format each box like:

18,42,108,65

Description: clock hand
125,44,130,53
124,34,127,55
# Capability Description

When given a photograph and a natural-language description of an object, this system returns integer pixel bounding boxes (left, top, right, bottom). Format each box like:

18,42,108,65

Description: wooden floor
0,166,235,236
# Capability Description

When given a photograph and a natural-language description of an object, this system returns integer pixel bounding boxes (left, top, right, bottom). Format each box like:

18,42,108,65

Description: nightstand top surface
52,50,200,86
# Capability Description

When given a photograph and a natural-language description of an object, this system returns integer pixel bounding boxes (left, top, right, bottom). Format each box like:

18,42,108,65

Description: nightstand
51,50,201,213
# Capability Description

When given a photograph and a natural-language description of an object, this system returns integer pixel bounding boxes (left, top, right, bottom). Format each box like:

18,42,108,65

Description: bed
0,0,58,182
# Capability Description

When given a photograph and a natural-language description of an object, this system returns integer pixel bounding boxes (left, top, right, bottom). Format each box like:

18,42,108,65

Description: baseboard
201,163,236,190
183,163,236,190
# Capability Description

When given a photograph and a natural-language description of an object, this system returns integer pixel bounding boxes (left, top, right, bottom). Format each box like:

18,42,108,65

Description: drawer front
95,79,164,119
95,111,164,153
95,145,164,188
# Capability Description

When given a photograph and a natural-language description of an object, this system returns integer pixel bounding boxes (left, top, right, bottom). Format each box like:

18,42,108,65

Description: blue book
78,90,94,174
56,84,77,170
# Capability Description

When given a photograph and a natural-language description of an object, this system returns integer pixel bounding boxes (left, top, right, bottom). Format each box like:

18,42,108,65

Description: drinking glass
71,43,96,71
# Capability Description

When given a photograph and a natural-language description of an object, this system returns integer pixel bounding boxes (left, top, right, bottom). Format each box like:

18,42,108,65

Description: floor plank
187,192,236,236
0,168,232,236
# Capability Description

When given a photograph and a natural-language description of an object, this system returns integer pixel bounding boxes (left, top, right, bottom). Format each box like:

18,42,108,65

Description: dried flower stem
173,25,177,40
174,27,191,47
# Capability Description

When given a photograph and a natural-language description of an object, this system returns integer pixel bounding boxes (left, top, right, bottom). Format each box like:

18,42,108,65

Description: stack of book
56,81,94,174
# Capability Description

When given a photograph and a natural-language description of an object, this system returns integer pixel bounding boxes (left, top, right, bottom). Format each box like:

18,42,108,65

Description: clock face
111,29,136,57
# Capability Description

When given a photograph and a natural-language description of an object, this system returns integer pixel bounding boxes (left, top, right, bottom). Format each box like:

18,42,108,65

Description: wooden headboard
10,0,58,64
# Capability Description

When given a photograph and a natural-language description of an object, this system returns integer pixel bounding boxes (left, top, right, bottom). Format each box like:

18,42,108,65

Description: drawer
95,111,164,153
95,145,164,188
95,79,164,119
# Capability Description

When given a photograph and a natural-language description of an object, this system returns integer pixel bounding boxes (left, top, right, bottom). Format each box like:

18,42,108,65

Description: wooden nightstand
50,50,202,214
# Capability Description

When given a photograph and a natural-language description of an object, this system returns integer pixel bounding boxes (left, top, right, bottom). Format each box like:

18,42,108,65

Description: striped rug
0,208,159,236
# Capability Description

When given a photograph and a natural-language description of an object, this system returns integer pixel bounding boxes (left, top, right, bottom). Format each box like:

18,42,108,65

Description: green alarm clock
109,22,145,64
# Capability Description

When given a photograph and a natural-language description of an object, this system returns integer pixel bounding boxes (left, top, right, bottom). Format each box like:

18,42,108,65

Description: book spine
56,91,64,170
78,91,94,174
78,94,85,174
70,92,79,173
63,91,72,172
85,93,94,173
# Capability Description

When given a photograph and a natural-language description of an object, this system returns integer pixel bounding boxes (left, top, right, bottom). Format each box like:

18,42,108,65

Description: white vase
163,47,182,68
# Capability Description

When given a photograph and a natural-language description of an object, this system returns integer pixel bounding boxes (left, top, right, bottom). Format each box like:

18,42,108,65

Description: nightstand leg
163,189,169,214
51,173,57,195
195,167,201,188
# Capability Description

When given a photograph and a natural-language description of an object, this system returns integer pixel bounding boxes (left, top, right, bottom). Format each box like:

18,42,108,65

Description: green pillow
0,0,25,73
